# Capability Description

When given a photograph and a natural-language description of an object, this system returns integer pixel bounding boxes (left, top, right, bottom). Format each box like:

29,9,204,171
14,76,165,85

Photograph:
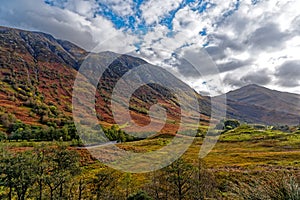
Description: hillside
1,26,299,141
226,84,300,115
0,26,210,138
216,84,300,125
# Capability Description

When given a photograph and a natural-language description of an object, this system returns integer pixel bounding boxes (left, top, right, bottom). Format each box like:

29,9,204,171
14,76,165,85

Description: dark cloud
205,46,226,60
0,0,112,51
174,50,220,78
209,34,244,51
222,15,249,35
223,74,246,88
246,23,288,51
175,58,201,78
275,61,300,87
217,59,251,73
223,70,272,88
241,70,272,85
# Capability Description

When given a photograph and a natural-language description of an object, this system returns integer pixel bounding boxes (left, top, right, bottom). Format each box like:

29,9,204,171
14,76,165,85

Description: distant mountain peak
242,84,262,88
232,84,267,92
220,83,300,125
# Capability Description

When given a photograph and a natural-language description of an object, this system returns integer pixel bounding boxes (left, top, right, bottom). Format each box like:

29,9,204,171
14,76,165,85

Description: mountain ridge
0,26,210,136
0,25,299,138
216,84,300,125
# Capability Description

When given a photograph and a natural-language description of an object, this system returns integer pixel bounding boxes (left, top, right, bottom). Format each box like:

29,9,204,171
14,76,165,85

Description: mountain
226,84,300,115
0,26,299,140
217,84,300,125
0,26,210,137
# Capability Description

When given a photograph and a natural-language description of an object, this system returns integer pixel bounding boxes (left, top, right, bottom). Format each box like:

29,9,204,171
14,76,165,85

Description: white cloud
64,0,98,18
140,0,182,25
200,0,300,94
98,0,134,16
1,0,300,94
0,0,134,52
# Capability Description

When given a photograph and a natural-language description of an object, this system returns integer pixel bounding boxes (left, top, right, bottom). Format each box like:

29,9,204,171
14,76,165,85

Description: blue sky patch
44,0,214,35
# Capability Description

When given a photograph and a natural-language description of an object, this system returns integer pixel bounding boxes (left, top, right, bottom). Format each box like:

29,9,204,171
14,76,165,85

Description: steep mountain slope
0,26,81,126
1,25,298,138
0,26,210,136
216,84,300,125
226,84,300,115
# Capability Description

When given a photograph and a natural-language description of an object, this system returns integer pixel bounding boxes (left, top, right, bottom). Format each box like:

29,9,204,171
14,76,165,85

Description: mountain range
0,26,299,137
216,84,300,125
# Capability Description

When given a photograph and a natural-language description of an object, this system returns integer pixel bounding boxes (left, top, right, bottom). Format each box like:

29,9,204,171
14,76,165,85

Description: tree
91,167,120,200
128,190,153,200
164,158,195,200
147,169,171,200
0,131,7,141
192,159,217,199
33,145,49,200
121,173,134,199
231,173,300,200
0,149,38,200
224,119,240,130
43,144,80,199
0,148,15,200
215,119,240,131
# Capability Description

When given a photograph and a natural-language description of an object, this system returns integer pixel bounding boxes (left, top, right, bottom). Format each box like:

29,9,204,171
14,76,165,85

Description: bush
103,125,139,143
215,119,240,131
224,119,240,130
0,111,17,128
128,191,153,200
272,125,290,132
70,139,84,147
230,173,300,200
0,131,7,141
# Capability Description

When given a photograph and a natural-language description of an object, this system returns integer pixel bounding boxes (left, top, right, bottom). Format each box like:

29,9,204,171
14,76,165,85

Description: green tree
192,159,217,199
91,167,120,200
147,169,171,199
224,119,240,130
216,119,240,131
44,144,80,199
0,149,38,200
164,158,195,200
33,145,49,200
128,190,153,200
0,131,7,141
122,173,134,198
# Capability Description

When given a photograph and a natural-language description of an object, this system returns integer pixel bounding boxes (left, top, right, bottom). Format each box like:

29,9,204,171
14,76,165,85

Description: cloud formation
224,69,272,88
0,0,300,95
275,61,300,87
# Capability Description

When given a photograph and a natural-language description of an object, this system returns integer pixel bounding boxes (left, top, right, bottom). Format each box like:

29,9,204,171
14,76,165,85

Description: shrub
224,119,240,130
127,191,153,200
215,119,240,131
230,173,300,200
0,131,7,141
0,112,17,128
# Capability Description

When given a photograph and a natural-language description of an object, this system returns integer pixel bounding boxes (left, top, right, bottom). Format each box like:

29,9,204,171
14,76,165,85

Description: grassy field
2,124,300,171
114,125,300,198
106,125,300,171
1,125,300,199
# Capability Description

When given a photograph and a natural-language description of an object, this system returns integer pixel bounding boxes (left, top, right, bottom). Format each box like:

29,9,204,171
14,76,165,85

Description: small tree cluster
145,158,217,200
0,144,80,200
215,119,240,131
103,125,139,143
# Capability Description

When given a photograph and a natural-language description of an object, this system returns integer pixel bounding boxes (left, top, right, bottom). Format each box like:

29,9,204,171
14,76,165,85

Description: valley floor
1,125,300,199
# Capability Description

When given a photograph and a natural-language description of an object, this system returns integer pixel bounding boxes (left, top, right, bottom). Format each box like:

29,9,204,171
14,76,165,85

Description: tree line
0,117,139,144
1,144,300,199
0,144,217,200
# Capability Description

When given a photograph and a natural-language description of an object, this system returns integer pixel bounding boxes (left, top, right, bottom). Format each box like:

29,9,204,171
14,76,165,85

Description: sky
0,0,300,95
